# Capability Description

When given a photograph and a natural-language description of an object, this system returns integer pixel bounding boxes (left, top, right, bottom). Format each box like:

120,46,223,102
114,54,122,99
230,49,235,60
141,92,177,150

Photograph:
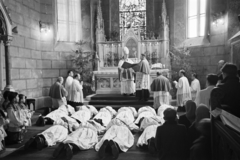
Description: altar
93,0,171,94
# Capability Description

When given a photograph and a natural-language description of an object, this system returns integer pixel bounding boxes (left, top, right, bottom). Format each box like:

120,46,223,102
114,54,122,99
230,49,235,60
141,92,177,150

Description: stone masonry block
32,69,42,78
42,87,50,97
17,25,31,38
217,46,226,55
210,55,226,65
10,46,19,57
52,61,66,69
41,78,52,87
36,60,51,69
26,59,37,68
31,88,42,98
27,79,38,89
203,47,218,56
10,12,23,25
32,50,42,59
30,29,40,40
12,80,26,90
59,52,74,60
66,60,74,68
12,58,26,68
19,48,31,58
25,38,36,50
42,52,59,60
40,41,54,51
12,36,25,48
20,69,32,79
60,69,68,77
11,69,20,79
43,69,59,78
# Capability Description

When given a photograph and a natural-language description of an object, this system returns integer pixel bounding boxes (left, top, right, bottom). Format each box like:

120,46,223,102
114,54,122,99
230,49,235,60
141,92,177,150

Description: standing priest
135,54,151,101
151,71,171,109
118,47,135,96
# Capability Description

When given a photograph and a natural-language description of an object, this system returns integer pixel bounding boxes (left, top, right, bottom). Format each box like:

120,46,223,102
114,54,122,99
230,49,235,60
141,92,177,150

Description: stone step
87,94,154,101
88,100,154,105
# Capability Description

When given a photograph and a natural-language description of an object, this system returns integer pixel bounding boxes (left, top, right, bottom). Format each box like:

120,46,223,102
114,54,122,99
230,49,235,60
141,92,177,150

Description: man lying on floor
137,104,175,153
36,105,97,126
95,107,139,160
24,105,98,151
52,106,117,160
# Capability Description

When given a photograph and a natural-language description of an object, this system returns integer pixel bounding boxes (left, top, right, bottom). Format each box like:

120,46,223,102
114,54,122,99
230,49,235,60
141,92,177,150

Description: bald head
57,77,63,84
218,60,225,69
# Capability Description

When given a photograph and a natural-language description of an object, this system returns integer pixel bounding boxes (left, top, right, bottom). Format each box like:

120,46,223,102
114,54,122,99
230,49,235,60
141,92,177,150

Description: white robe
191,79,201,101
137,124,160,147
175,76,192,106
93,107,117,127
195,86,215,109
157,104,175,124
45,105,75,122
136,72,150,90
65,76,73,101
95,119,134,152
68,79,84,103
134,106,156,124
118,58,135,94
63,122,102,150
153,91,170,109
40,125,68,146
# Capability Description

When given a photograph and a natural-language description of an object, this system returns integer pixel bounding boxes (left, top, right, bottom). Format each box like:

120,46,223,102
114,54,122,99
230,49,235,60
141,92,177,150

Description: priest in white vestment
151,72,171,109
93,106,117,127
190,73,201,101
118,47,135,96
65,70,74,101
135,54,151,101
174,70,192,111
68,73,84,109
195,74,218,109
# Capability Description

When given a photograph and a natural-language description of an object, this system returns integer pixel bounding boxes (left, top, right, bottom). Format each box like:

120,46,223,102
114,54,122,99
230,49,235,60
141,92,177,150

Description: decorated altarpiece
93,0,171,94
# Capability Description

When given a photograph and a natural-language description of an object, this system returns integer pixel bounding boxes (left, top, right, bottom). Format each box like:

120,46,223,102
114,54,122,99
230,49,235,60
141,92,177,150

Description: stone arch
0,0,12,37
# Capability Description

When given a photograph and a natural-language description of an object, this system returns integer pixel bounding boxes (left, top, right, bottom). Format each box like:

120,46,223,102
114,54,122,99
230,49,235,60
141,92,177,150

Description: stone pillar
3,36,14,91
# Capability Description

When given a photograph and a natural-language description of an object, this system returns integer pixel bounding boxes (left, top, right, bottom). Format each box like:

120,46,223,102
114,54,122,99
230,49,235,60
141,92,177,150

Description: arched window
119,0,146,39
56,0,81,42
187,0,207,38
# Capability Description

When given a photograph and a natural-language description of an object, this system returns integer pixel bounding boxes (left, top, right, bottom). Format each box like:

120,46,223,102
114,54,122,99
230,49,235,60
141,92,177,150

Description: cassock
118,58,135,94
65,76,73,101
68,79,84,103
151,75,171,109
175,76,192,107
49,82,68,109
136,58,151,101
191,79,201,101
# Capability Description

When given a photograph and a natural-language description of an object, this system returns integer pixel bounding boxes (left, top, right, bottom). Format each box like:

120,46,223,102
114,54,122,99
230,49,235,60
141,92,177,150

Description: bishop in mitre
118,47,135,96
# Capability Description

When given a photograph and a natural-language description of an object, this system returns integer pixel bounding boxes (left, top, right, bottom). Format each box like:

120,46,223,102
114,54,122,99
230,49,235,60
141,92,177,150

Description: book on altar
121,62,140,72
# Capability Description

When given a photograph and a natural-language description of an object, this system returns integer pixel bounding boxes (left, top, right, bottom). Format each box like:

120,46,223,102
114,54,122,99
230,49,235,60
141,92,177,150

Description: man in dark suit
217,63,240,117
155,108,188,160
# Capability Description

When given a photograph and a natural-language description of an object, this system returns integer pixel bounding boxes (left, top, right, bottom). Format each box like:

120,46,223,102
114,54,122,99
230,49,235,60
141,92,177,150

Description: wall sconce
212,11,225,26
39,21,50,32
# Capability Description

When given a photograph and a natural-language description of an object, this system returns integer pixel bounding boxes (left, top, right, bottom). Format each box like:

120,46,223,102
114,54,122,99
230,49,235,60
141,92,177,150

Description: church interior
0,0,240,160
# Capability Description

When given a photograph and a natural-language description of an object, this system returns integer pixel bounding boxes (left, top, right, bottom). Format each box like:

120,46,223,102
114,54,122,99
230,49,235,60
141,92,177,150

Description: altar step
86,94,177,110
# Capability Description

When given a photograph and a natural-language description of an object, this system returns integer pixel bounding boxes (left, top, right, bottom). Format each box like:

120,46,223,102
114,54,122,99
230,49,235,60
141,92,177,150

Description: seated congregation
0,62,240,160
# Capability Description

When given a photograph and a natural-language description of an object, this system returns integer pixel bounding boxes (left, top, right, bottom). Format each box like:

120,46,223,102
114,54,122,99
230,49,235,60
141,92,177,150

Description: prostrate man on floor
118,47,135,96
151,71,171,110
49,77,68,109
135,53,151,101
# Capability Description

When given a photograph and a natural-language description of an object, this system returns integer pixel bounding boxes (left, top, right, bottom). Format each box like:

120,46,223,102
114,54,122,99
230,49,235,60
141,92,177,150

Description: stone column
3,35,14,91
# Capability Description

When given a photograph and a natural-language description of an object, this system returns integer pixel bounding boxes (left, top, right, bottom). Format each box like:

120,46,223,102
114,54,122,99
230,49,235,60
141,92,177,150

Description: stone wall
1,0,91,109
170,0,230,88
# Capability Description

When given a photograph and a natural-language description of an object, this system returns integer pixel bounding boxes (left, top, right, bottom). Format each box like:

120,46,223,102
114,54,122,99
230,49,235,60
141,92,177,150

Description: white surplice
63,122,101,150
95,118,134,152
45,105,75,122
68,79,84,103
175,76,192,106
65,76,73,101
153,91,170,109
118,58,135,94
40,125,68,146
93,106,117,127
191,79,201,101
134,106,156,124
137,124,160,147
195,86,215,109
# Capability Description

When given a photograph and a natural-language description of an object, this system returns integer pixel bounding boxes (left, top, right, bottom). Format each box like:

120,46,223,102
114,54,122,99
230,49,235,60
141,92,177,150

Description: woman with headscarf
188,104,210,147
178,100,197,128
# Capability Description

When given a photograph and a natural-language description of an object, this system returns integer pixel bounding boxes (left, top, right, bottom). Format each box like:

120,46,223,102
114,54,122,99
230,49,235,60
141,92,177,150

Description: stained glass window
187,0,207,38
119,0,146,39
